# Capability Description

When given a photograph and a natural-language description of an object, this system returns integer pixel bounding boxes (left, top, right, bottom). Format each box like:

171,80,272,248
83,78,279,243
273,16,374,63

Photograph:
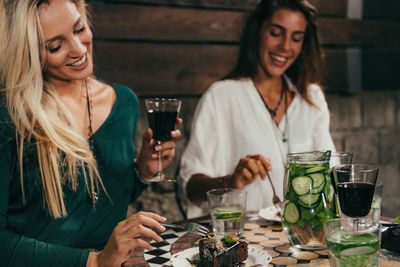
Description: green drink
282,151,334,249
325,219,381,267
210,206,245,238
207,189,247,238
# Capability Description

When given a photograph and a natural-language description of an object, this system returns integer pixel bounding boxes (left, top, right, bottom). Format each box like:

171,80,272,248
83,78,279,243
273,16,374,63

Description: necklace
84,79,99,204
259,83,285,119
85,79,95,152
257,77,289,144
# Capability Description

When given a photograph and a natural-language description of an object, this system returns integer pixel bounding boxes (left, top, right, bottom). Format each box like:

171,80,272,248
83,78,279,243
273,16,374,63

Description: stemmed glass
332,164,379,230
329,152,353,217
145,98,182,182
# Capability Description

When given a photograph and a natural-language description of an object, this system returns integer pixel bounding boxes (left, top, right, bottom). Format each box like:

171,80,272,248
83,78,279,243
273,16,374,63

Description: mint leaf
396,216,400,224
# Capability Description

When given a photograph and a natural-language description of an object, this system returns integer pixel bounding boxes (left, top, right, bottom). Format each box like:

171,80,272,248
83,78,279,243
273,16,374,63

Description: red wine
337,182,375,217
147,111,177,142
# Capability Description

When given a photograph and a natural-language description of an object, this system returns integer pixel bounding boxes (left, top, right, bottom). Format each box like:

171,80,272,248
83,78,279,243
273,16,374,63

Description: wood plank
320,18,400,47
93,42,237,96
91,3,243,42
93,42,356,95
91,0,346,16
92,3,400,47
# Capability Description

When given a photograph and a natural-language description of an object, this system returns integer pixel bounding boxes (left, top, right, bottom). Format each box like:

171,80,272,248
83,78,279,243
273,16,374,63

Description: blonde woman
0,0,181,266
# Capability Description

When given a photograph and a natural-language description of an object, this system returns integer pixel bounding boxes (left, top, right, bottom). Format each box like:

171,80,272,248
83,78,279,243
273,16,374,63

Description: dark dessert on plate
198,235,248,267
381,225,400,253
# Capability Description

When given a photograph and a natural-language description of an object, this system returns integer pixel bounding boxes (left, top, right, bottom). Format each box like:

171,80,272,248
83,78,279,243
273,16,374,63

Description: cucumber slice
305,166,326,173
311,180,325,194
291,176,313,195
283,202,300,224
309,173,325,188
340,246,376,256
298,194,320,207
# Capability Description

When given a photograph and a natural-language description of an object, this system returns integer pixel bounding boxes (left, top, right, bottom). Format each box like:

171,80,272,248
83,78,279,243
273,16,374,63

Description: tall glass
332,164,379,230
207,188,247,238
145,98,182,182
325,218,381,267
282,150,333,249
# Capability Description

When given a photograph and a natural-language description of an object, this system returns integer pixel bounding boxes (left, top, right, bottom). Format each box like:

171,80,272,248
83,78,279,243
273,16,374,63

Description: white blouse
179,77,335,218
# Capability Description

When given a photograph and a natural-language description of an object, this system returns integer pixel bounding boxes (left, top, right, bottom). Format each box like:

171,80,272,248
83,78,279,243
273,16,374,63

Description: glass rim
145,98,181,103
206,188,247,196
331,151,353,157
324,218,381,232
287,150,331,163
332,164,379,173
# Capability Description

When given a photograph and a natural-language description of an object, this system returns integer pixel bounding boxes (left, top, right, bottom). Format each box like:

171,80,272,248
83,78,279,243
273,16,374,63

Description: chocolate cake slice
198,235,248,267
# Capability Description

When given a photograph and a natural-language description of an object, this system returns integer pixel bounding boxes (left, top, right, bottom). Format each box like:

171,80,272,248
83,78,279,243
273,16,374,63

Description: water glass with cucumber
282,151,335,249
207,188,247,238
324,218,381,267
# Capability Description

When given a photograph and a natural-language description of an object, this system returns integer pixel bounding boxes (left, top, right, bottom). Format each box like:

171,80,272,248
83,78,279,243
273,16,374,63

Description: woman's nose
69,36,87,57
280,35,291,51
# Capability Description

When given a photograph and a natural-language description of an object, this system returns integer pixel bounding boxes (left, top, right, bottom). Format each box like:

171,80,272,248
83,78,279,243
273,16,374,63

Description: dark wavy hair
225,0,324,104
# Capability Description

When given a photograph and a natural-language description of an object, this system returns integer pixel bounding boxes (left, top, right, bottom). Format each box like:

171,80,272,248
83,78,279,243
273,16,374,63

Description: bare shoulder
90,78,117,104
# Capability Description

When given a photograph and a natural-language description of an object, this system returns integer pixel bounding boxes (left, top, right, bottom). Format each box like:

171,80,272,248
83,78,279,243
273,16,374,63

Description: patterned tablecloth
122,213,400,267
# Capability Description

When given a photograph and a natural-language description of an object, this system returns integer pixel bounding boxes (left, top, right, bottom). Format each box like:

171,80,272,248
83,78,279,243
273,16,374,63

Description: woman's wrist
86,250,100,267
218,175,233,188
134,158,152,182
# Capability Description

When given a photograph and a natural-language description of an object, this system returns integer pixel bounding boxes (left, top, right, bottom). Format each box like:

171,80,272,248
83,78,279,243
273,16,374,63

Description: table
123,213,400,267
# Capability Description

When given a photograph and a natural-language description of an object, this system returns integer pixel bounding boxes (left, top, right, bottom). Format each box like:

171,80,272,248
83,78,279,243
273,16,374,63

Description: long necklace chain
84,79,98,204
85,79,95,152
257,78,289,144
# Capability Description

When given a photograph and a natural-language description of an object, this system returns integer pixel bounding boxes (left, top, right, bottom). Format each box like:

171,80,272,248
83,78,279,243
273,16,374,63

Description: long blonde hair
0,0,103,218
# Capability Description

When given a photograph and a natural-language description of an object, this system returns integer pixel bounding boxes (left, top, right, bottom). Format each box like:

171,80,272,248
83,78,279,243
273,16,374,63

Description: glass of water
369,182,383,223
207,188,247,238
324,218,381,267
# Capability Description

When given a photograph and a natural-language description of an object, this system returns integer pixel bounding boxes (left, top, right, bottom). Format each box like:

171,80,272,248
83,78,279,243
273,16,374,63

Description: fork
161,222,209,236
266,172,282,215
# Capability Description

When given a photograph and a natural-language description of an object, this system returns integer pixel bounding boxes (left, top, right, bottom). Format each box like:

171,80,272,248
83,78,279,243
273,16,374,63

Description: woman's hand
87,212,166,267
231,154,272,189
136,118,182,180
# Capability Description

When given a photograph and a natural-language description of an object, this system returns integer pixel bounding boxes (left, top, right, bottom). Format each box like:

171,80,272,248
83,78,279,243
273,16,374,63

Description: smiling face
38,0,93,84
257,8,307,79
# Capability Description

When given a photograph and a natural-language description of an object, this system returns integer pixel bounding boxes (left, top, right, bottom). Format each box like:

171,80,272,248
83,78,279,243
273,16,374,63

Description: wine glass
145,98,182,182
329,152,353,217
332,164,379,230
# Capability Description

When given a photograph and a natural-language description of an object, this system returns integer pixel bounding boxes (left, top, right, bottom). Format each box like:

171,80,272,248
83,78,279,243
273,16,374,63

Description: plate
258,206,281,222
170,246,272,267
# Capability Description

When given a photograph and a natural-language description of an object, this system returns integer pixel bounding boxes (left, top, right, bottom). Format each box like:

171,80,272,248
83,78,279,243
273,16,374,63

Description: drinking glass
207,188,247,238
324,218,381,267
332,164,379,230
369,182,383,223
282,150,333,249
145,98,182,182
329,152,353,217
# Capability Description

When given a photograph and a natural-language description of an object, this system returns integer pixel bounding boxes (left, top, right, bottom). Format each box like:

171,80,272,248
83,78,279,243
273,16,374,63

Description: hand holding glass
145,98,182,182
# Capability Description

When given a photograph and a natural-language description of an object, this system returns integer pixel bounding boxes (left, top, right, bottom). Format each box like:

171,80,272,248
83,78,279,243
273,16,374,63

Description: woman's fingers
124,211,166,233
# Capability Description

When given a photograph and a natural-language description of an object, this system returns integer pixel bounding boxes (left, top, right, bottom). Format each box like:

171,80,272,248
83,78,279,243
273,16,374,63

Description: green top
0,84,148,267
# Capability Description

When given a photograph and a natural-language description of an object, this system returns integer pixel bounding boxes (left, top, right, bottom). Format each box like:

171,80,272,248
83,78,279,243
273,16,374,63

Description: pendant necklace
257,77,289,143
84,79,98,204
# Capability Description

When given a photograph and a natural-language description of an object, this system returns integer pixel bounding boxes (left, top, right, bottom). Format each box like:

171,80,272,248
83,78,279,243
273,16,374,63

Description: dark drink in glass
145,98,182,182
336,182,375,217
147,111,178,142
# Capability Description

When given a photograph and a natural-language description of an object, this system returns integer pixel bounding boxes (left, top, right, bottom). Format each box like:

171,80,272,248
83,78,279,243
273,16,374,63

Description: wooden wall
90,0,400,96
